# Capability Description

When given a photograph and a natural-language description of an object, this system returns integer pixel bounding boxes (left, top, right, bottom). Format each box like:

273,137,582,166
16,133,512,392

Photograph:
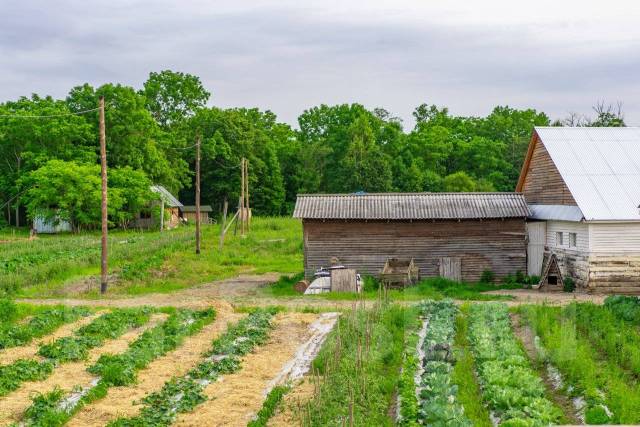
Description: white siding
546,220,589,252
589,223,640,252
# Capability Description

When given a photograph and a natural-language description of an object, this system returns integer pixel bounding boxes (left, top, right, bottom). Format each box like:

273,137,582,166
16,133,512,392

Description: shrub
0,298,18,323
585,405,610,424
479,270,495,284
563,277,576,293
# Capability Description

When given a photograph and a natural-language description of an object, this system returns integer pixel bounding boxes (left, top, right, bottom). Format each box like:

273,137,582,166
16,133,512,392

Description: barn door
439,257,461,282
527,221,546,276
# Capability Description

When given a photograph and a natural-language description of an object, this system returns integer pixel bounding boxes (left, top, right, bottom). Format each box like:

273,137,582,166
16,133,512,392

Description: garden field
3,293,640,425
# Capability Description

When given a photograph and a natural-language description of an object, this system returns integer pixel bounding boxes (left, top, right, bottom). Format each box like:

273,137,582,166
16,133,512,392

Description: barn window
569,232,577,248
556,232,564,246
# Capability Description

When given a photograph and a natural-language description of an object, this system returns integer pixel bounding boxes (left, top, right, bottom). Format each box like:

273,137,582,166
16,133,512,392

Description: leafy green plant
479,270,495,284
0,298,18,322
467,303,562,425
563,277,575,293
0,358,54,396
0,306,91,349
604,295,640,324
38,307,154,362
415,300,471,426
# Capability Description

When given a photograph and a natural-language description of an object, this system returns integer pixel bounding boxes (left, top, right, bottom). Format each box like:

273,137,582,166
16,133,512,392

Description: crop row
0,306,91,349
467,303,562,426
417,300,470,426
603,295,640,324
21,308,216,426
0,307,154,397
521,304,640,424
108,307,277,427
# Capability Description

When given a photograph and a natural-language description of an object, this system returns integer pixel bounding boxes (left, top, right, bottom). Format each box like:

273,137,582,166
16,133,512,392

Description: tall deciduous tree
142,70,211,129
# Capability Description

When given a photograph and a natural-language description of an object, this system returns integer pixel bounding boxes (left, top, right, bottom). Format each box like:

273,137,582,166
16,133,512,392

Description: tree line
0,70,626,229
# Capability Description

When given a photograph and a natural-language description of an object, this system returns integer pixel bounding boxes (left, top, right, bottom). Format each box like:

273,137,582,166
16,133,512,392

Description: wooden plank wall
303,219,527,283
521,136,577,205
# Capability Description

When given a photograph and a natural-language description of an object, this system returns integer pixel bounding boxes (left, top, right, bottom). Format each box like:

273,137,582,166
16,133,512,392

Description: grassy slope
2,217,301,297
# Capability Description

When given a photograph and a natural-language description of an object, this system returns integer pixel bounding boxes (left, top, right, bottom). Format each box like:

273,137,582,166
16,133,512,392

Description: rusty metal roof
293,193,530,220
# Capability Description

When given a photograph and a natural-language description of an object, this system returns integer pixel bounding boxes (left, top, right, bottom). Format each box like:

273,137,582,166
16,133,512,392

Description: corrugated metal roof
181,205,213,213
528,204,584,222
293,193,530,220
151,185,183,207
535,127,640,221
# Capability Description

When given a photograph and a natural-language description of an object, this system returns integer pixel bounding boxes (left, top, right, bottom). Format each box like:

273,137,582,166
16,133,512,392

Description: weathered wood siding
302,219,527,283
521,136,577,205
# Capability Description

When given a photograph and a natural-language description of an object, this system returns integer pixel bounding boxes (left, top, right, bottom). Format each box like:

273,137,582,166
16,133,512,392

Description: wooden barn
293,193,530,283
181,205,213,224
518,126,640,293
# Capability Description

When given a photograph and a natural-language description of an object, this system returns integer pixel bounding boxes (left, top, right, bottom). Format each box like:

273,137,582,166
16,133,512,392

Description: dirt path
18,274,281,309
67,305,242,427
174,312,318,427
0,313,167,426
0,312,103,365
510,313,580,425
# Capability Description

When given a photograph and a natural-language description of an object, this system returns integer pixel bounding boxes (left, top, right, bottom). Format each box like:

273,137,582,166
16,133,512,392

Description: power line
0,107,100,119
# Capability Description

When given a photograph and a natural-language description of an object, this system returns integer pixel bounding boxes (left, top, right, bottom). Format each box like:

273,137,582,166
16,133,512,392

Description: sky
1,0,639,128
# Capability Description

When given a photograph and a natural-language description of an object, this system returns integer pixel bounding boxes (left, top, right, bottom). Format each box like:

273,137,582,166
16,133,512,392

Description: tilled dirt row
0,313,168,426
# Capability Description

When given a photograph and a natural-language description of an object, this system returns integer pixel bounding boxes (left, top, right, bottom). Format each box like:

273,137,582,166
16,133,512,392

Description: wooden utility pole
244,158,250,232
195,135,201,254
99,96,108,294
240,157,245,236
218,198,228,250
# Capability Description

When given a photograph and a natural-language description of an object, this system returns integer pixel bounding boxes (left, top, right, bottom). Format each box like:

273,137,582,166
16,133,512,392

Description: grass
519,304,640,424
264,275,516,302
299,300,417,426
1,217,302,297
451,304,492,427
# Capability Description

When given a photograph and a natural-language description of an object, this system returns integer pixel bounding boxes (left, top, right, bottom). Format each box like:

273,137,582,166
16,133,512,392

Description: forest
0,70,626,228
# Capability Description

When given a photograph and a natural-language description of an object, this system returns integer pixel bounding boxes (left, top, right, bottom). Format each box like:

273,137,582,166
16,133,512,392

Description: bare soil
66,305,242,427
0,313,167,425
174,312,318,427
510,313,580,425
0,312,103,365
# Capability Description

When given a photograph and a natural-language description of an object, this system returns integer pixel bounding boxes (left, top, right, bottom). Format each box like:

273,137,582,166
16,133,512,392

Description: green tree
0,96,94,226
443,171,478,192
142,70,211,129
66,83,189,191
340,116,392,192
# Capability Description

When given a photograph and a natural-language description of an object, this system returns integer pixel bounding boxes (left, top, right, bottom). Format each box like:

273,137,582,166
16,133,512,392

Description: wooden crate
380,258,419,289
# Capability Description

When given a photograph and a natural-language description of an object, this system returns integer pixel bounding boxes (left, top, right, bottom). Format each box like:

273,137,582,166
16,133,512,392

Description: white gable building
518,127,640,294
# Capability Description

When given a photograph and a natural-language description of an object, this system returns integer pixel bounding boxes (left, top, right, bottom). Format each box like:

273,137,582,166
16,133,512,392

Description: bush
585,405,610,424
0,298,18,323
479,270,495,284
563,277,576,293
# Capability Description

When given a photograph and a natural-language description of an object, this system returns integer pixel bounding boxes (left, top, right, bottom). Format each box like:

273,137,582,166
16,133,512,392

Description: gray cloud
1,1,638,128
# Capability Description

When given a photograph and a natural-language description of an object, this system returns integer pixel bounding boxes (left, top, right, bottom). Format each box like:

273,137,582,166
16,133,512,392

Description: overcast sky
1,1,639,128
